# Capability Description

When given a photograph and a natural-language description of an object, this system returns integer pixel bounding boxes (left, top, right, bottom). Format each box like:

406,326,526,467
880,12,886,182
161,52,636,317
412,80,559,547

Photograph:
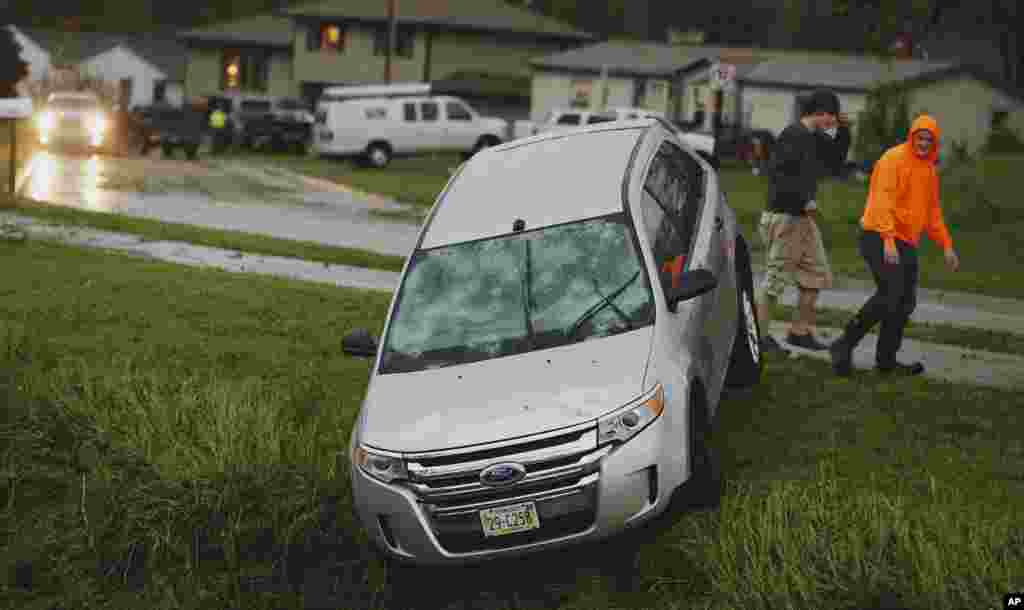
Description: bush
853,83,912,166
985,112,1024,153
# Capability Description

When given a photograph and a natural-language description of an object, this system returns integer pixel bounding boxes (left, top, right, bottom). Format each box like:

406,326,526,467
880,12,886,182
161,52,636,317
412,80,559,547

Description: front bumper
351,417,670,567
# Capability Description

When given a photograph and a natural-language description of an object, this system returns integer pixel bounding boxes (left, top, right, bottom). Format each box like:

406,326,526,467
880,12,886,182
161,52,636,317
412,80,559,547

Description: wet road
18,150,422,257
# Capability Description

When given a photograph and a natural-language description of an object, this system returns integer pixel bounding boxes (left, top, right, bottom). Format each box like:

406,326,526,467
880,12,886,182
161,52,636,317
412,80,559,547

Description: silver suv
342,118,761,583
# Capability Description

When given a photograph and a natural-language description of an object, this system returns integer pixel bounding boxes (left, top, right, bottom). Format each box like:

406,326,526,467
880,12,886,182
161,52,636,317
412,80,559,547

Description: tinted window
642,142,706,295
379,214,654,373
446,101,472,121
587,114,616,124
403,102,417,122
241,100,272,113
556,114,580,125
421,101,439,122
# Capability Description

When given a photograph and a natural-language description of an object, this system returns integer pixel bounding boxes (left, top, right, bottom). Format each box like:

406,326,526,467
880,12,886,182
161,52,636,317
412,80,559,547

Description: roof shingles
284,0,592,39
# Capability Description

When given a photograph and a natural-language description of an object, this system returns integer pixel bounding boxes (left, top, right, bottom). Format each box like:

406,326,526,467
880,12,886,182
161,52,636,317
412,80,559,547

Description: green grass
0,194,407,273
1,238,1021,609
777,304,1024,357
223,151,461,208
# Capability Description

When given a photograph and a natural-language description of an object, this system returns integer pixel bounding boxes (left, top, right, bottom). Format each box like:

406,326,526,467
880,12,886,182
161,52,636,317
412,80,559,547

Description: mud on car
342,117,762,597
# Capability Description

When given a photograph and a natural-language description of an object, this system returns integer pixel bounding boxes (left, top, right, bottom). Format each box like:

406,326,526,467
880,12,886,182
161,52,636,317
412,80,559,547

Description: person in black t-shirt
755,89,851,354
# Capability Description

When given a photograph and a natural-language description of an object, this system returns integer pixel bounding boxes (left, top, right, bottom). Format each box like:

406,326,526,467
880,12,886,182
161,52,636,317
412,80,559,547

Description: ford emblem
479,462,526,487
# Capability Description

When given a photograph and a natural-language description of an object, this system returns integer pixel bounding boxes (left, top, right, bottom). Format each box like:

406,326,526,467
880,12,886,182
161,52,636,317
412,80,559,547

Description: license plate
479,502,540,537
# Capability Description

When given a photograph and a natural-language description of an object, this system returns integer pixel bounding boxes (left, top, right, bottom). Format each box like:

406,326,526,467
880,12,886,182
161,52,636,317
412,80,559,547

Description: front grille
404,425,607,554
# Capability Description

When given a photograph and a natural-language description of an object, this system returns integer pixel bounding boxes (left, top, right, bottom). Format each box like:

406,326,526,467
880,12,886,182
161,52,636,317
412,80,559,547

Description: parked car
341,118,761,595
139,104,205,160
528,107,624,135
34,91,109,153
314,93,508,168
242,113,312,154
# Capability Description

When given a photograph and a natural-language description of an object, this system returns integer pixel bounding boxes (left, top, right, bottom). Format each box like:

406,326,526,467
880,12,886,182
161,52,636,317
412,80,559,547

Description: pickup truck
138,105,206,160
240,113,312,154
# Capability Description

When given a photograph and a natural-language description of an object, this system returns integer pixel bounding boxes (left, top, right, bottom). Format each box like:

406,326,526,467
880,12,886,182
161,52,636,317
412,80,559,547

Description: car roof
419,121,657,250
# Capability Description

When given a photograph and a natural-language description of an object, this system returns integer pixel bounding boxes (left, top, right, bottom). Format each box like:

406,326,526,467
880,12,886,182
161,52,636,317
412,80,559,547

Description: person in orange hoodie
829,114,959,377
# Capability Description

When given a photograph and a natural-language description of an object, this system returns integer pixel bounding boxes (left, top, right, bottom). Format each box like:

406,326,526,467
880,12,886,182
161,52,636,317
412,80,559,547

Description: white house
79,43,184,108
8,27,186,108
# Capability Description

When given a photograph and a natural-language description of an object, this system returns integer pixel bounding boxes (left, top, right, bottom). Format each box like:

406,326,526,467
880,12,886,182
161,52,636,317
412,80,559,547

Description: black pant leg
840,231,907,348
875,242,919,367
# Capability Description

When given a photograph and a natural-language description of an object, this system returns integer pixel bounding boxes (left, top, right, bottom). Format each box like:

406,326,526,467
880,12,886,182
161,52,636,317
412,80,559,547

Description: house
528,41,859,126
531,41,1024,159
735,58,1024,158
9,27,187,108
177,0,594,116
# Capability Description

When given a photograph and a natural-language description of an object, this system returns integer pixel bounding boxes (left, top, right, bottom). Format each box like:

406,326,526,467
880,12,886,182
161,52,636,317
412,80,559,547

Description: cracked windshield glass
381,214,654,373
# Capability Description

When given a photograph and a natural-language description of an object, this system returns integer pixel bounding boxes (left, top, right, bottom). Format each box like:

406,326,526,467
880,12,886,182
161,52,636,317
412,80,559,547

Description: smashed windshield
380,213,655,374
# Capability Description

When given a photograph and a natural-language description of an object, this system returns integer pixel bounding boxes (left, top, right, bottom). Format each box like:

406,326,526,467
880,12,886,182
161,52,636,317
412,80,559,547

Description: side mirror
667,269,718,313
342,328,378,358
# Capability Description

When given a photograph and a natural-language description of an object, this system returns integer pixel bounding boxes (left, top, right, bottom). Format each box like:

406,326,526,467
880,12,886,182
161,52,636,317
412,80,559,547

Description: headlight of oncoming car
597,383,665,445
353,445,408,483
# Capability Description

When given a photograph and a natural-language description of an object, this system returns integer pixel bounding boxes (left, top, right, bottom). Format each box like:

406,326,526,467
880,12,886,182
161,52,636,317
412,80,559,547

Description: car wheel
724,235,762,388
364,142,391,169
672,387,722,511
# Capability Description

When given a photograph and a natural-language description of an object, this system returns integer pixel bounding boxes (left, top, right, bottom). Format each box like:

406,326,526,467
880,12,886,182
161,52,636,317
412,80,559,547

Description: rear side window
556,114,580,125
403,102,417,122
421,102,439,122
364,107,388,120
446,101,472,121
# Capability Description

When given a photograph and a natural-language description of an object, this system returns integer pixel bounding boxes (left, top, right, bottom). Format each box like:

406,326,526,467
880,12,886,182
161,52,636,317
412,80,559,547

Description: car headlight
353,445,408,483
597,383,665,445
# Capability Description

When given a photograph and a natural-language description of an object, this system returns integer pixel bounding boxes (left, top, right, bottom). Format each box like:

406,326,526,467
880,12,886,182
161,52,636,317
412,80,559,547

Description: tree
0,27,29,98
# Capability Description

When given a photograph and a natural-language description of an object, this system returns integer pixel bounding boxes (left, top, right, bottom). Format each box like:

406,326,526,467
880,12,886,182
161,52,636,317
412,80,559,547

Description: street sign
710,62,737,92
0,97,33,119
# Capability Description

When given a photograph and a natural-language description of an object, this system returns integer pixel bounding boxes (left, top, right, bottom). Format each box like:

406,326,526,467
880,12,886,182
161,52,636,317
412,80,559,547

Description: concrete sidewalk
752,266,1024,336
2,213,1022,392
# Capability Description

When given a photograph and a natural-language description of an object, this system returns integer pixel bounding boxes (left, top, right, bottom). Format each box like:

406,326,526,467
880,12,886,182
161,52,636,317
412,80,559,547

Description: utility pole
384,0,397,83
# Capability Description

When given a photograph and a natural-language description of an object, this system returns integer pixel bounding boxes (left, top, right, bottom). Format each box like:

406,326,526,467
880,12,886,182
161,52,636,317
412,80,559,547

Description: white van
314,89,508,168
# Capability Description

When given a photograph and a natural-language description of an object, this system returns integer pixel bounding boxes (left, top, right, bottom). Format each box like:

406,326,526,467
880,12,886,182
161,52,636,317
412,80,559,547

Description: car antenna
513,218,525,232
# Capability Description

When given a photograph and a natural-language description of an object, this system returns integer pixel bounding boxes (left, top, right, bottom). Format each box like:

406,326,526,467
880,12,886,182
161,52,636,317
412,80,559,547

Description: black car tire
671,387,722,511
363,142,392,169
724,235,762,388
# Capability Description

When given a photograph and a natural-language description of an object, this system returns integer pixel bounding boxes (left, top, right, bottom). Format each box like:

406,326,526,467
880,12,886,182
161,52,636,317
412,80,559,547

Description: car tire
671,387,722,511
363,142,391,169
724,235,762,388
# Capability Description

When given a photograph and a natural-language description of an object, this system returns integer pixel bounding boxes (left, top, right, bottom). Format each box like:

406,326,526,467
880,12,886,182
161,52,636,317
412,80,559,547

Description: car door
416,99,445,153
441,99,478,152
640,139,722,376
393,100,420,154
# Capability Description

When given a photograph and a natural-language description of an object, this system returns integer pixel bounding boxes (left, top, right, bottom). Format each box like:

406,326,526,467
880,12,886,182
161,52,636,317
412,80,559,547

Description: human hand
884,241,899,265
944,248,959,272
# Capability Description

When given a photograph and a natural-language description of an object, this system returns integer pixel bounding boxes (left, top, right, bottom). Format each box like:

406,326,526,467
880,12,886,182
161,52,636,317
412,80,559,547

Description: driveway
17,150,422,257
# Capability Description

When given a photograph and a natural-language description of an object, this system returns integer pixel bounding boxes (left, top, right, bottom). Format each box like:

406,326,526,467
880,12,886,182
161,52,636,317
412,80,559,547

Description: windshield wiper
521,239,536,349
567,270,642,340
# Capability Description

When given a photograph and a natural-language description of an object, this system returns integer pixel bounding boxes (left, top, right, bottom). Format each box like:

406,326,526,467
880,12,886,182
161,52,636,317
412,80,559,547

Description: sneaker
876,361,925,376
760,335,789,356
786,332,829,351
829,339,853,377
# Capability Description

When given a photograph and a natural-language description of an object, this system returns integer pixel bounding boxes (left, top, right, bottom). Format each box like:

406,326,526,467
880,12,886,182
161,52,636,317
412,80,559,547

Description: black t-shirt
767,122,851,215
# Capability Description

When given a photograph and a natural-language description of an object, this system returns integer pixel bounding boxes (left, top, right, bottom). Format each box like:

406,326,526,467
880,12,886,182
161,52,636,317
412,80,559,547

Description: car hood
359,327,653,453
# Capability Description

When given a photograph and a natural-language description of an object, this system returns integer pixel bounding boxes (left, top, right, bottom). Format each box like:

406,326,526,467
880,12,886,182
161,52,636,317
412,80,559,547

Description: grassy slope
1,238,1021,609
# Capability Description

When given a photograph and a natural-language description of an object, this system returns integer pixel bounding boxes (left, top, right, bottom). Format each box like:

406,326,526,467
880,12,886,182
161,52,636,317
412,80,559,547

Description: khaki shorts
757,211,832,300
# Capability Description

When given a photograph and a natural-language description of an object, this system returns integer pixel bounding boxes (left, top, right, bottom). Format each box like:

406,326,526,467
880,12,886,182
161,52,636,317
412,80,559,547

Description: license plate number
479,502,540,537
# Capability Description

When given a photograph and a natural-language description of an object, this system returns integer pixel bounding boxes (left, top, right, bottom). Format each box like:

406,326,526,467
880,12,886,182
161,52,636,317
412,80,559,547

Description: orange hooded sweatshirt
860,115,953,252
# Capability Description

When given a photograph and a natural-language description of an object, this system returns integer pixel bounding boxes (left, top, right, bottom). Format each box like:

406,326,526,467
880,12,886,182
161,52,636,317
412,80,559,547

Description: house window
373,25,415,58
222,49,269,92
317,23,345,52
